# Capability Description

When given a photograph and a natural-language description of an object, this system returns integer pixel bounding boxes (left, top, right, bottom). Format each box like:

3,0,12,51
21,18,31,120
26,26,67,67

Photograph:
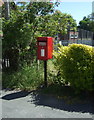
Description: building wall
69,31,78,40
62,39,94,46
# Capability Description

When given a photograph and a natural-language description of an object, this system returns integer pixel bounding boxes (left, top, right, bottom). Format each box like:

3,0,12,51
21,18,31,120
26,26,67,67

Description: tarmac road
0,90,94,119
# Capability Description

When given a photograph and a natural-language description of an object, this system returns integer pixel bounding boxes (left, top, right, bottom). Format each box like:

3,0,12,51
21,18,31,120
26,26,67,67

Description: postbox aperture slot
39,42,47,46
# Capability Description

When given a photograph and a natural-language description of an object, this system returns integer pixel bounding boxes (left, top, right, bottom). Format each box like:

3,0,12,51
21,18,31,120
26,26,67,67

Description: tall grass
2,62,44,90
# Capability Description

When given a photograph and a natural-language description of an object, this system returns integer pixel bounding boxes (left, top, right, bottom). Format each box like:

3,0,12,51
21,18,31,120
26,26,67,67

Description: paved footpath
0,90,94,119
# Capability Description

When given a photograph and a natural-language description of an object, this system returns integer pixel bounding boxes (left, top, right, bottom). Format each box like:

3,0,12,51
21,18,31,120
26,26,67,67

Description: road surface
0,90,94,119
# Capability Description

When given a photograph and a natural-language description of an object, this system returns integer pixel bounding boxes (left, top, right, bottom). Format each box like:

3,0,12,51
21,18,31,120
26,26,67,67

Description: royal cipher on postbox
37,37,53,60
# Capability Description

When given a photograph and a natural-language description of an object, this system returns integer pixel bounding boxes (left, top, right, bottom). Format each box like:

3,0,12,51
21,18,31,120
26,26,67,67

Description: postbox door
37,41,47,60
39,47,46,57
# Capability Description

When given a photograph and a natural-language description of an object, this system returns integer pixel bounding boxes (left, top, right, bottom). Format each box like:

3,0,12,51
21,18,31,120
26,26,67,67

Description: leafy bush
53,44,94,92
2,62,44,90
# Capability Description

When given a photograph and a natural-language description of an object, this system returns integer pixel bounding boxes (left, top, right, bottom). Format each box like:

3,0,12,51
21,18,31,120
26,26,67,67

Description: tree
78,15,94,32
52,10,77,34
2,2,56,70
36,10,77,38
2,2,77,71
2,1,18,19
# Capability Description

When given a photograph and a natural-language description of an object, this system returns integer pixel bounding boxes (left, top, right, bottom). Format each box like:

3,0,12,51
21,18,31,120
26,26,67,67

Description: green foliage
34,11,77,38
2,62,44,90
78,16,94,32
2,2,77,71
2,2,56,71
2,2,78,90
2,11,32,50
53,44,94,92
2,12,34,70
52,10,77,34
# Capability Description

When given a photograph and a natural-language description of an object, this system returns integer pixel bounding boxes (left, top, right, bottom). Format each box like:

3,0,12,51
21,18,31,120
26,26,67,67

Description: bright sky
55,2,92,25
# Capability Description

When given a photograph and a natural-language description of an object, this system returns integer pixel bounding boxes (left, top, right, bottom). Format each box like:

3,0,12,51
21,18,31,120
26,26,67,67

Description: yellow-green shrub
53,44,94,92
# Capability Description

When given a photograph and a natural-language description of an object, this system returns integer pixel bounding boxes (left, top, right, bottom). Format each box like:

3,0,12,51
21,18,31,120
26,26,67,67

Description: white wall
62,40,94,46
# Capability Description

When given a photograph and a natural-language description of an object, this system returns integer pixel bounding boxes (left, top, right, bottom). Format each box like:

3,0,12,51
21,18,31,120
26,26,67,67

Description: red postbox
37,37,53,60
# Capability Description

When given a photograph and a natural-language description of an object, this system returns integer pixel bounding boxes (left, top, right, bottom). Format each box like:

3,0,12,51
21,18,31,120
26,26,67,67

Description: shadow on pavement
30,91,94,114
2,91,31,100
1,89,94,114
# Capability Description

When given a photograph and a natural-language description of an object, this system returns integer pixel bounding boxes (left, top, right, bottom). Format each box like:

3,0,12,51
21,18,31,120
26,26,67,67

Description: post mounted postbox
37,37,53,60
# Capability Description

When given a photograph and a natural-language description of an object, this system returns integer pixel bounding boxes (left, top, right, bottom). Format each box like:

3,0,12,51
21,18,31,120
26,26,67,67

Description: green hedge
53,44,94,92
